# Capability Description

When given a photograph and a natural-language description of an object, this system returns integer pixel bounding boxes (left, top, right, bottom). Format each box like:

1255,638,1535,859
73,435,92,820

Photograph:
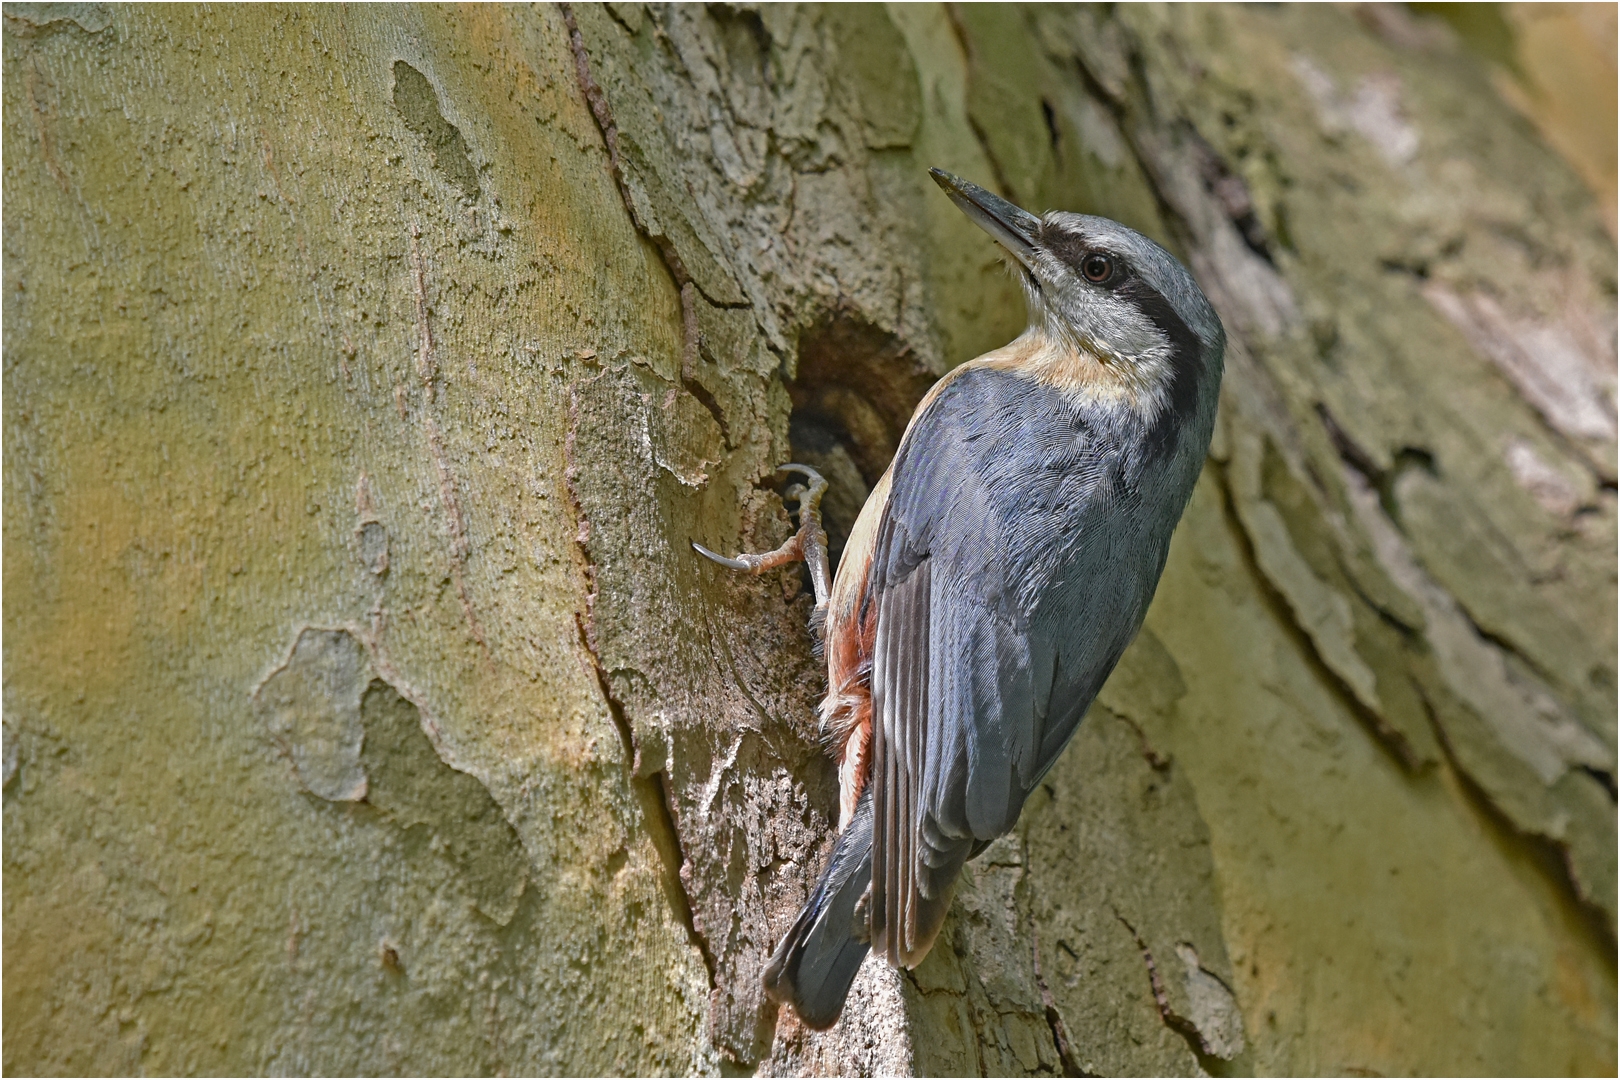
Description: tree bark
3,3,1613,1075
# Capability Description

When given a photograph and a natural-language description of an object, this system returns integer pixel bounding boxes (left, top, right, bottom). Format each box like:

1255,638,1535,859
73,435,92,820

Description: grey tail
763,788,874,1030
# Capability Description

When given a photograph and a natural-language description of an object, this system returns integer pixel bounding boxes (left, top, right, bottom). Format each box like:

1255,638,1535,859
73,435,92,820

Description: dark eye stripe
1115,275,1205,460
1039,222,1122,284
1039,221,1090,269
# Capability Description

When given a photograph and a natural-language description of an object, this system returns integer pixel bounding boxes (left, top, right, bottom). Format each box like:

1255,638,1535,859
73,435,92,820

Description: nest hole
786,308,937,574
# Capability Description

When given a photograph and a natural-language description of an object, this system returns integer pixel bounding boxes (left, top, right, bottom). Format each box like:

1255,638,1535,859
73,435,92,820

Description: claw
691,542,757,572
693,463,833,619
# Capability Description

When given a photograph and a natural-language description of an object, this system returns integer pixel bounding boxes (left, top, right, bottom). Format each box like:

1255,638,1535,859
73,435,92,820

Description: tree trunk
4,3,1613,1075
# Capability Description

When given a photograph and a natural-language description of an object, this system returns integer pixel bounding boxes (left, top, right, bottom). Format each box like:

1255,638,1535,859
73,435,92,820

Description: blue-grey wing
866,366,1145,967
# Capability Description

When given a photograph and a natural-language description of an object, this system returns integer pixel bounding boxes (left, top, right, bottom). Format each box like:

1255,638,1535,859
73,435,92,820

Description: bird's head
930,168,1223,419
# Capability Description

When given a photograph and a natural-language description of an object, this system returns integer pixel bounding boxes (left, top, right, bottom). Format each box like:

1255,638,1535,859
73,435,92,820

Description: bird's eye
1081,253,1114,283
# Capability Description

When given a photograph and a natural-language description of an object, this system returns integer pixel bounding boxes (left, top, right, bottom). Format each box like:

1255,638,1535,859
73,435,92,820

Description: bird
694,168,1225,1030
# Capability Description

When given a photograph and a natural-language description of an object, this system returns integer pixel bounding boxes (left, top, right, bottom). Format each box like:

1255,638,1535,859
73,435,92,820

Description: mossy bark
4,4,1613,1075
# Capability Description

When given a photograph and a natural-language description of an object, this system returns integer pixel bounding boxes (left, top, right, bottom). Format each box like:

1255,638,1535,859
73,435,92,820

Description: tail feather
763,789,874,1030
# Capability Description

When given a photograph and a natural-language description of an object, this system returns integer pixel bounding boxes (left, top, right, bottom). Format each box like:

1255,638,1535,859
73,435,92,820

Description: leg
694,464,832,627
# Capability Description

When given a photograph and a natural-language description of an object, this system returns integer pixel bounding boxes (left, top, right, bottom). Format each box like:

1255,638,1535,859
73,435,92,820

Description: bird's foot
694,464,832,629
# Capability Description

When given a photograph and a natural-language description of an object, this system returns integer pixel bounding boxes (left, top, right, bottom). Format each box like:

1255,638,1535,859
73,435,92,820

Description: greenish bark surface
4,3,1613,1075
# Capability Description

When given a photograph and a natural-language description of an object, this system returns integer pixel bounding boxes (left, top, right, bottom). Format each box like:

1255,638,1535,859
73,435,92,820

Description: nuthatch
697,169,1225,1029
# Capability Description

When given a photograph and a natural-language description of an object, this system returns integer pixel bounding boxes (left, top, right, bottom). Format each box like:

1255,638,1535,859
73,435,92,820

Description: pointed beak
929,168,1042,271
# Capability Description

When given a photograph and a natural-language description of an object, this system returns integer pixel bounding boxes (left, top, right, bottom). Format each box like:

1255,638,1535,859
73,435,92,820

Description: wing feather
904,559,929,955
869,547,929,964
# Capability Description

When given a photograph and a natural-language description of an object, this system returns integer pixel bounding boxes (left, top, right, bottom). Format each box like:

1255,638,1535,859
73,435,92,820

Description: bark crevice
1113,911,1231,1077
576,613,719,988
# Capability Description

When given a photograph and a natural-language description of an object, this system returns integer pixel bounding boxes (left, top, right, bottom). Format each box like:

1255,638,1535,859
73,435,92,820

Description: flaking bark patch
254,628,372,803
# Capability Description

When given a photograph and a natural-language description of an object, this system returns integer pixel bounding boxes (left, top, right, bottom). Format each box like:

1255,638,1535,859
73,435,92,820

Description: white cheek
1096,303,1163,359
1111,322,1165,360
1052,294,1165,360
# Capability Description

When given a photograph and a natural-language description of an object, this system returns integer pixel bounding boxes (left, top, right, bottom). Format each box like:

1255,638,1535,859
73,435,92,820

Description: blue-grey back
875,363,1213,840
